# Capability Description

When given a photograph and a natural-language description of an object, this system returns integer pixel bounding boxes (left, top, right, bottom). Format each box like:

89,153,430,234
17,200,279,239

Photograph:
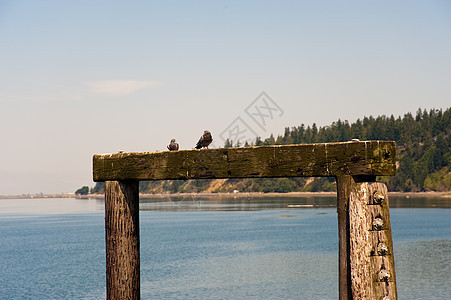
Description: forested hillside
89,107,450,194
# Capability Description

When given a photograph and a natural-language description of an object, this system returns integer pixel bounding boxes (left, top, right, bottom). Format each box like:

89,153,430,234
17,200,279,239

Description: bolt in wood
377,243,389,256
373,218,384,231
373,191,385,204
378,269,391,282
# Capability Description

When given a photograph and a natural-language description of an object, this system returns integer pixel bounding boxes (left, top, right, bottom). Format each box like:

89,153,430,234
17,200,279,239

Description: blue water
141,209,338,299
0,197,449,299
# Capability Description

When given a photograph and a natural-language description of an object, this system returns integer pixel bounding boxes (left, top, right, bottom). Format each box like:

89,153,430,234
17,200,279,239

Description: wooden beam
93,141,395,182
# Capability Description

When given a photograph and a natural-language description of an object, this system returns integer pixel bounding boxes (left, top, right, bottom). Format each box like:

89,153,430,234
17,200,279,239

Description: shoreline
1,191,450,199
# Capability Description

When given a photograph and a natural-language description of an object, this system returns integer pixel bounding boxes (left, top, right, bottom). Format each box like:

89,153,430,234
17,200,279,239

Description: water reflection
0,197,105,215
139,195,337,212
139,194,450,211
1,194,447,215
389,195,451,209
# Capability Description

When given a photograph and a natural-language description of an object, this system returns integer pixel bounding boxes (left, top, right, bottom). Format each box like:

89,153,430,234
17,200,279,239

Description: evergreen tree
224,138,233,148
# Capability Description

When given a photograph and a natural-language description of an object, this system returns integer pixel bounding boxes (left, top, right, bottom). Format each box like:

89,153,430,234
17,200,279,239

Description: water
0,196,449,299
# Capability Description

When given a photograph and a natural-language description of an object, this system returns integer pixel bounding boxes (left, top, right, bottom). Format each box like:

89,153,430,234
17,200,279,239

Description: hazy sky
1,1,450,195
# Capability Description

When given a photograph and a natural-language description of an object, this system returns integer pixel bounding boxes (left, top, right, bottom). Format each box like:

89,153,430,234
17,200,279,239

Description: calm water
0,196,449,299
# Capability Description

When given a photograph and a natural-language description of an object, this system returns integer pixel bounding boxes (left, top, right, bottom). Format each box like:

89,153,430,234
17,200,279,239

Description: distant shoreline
1,191,450,199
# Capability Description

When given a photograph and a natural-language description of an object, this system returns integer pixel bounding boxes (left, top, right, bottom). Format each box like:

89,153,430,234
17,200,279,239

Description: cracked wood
93,141,396,182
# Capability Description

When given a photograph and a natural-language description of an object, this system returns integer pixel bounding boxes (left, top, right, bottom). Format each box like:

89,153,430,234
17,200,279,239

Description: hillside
88,107,450,195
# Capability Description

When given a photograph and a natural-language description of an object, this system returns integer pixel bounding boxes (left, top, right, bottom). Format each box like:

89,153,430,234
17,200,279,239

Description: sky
0,0,450,195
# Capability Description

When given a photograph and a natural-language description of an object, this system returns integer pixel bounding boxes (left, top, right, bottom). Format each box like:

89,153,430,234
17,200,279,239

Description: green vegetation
84,107,450,194
90,182,105,194
75,186,89,195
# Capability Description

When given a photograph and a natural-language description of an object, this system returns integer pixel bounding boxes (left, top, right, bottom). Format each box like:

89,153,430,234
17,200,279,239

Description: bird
195,130,212,149
167,139,179,151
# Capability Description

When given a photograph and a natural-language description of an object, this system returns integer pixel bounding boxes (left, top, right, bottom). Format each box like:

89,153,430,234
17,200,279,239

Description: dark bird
167,139,179,151
195,130,212,149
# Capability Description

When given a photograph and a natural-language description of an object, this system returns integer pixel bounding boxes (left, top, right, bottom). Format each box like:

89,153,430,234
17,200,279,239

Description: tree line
87,107,450,194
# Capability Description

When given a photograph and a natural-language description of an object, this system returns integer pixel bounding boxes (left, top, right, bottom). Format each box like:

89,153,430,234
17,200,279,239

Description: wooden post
348,180,397,299
105,180,140,300
336,175,352,300
337,176,397,300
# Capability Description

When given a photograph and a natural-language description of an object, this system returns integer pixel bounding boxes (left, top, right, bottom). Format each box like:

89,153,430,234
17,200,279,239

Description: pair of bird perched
167,130,212,151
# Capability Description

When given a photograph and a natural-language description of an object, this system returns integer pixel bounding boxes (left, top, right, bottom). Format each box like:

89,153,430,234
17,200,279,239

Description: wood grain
105,181,140,300
93,141,396,182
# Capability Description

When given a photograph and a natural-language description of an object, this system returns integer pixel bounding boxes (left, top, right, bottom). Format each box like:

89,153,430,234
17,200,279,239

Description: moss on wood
93,141,396,182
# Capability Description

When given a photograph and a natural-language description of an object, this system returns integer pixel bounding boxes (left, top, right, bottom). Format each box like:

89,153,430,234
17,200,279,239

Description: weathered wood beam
93,141,395,182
